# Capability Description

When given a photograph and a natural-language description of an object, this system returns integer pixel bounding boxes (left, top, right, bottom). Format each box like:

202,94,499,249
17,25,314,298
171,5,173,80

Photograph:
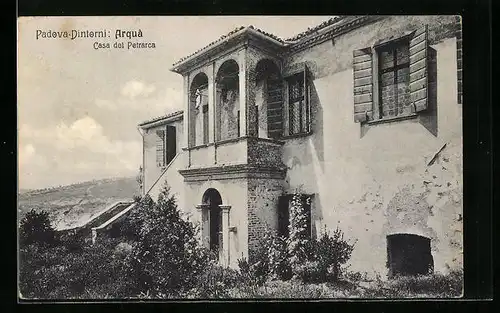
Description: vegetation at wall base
18,188,462,299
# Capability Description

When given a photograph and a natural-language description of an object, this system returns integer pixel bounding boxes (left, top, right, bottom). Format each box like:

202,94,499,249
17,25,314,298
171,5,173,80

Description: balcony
179,136,286,182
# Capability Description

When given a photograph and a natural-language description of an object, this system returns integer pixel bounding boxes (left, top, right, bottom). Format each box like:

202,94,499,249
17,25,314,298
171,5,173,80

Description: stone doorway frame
197,190,232,267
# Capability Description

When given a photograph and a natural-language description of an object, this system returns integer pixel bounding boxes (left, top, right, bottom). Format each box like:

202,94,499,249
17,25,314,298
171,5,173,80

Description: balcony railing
182,136,285,169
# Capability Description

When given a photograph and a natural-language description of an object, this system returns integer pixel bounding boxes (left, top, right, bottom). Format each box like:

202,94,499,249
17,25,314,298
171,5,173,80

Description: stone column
183,74,192,166
219,205,232,267
208,63,216,143
196,204,210,248
238,49,247,137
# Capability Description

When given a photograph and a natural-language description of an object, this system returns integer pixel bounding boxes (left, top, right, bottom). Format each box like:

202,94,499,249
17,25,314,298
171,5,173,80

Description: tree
127,183,215,297
19,209,57,247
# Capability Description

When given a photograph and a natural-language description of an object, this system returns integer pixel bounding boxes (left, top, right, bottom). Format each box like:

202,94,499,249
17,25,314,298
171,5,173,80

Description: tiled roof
171,16,374,69
171,25,286,67
285,16,345,41
138,110,183,127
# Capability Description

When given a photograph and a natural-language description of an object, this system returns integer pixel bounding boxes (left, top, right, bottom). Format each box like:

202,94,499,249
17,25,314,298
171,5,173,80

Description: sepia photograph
17,15,463,300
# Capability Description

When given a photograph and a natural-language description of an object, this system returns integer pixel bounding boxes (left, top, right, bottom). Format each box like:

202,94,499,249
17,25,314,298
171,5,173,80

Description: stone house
137,15,463,278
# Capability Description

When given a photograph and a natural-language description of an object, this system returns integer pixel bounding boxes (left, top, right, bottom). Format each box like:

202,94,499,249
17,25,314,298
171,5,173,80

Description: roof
170,16,370,71
171,25,286,68
138,110,183,128
285,16,346,41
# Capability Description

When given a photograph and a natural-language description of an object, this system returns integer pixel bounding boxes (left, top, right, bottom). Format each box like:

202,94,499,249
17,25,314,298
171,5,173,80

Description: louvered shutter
155,130,165,167
409,25,429,112
267,74,284,138
303,64,311,133
353,48,374,122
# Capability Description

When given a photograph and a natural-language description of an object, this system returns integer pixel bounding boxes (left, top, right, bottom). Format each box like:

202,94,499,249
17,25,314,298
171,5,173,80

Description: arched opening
216,60,240,141
387,233,434,278
255,59,283,139
190,73,209,146
202,188,223,258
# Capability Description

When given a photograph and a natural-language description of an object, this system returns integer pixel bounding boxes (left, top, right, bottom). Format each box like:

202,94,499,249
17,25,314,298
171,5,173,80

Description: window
155,125,177,167
353,25,429,123
287,72,310,135
266,76,284,138
378,40,412,118
278,194,312,239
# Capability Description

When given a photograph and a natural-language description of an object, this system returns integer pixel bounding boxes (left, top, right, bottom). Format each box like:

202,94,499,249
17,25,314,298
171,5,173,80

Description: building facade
138,15,463,278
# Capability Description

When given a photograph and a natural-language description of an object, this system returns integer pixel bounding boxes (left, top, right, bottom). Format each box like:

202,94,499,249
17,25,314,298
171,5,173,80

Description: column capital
219,205,232,213
196,204,210,210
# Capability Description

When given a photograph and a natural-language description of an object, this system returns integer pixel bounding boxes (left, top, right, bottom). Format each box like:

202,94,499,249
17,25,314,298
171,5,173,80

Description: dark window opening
156,125,177,167
278,194,312,239
387,234,434,278
165,125,176,165
378,40,411,119
209,206,222,257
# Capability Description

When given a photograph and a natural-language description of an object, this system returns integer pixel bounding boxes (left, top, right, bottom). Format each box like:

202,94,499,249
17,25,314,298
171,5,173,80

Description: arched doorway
202,188,223,259
387,233,434,278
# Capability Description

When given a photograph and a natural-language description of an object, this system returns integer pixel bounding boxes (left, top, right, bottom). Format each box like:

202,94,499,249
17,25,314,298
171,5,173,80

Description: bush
19,235,137,299
303,227,356,282
19,209,57,247
125,184,215,297
190,263,243,298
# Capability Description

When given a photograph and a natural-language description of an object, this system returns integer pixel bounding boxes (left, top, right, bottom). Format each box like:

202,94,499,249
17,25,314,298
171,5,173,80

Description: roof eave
138,112,184,129
170,27,286,74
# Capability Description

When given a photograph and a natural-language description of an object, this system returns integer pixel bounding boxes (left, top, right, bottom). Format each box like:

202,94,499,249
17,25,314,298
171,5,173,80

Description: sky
17,16,335,190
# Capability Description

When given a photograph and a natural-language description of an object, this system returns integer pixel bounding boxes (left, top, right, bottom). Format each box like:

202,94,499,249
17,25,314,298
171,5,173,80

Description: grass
223,271,463,299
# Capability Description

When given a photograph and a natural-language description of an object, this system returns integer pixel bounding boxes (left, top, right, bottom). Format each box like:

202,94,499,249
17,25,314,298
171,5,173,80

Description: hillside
18,177,140,230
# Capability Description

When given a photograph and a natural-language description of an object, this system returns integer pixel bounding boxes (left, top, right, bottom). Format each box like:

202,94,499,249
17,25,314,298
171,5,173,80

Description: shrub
19,209,57,247
125,184,215,297
191,263,243,298
310,227,356,281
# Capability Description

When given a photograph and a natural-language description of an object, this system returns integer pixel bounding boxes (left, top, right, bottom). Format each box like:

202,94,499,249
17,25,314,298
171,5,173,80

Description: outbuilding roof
138,110,183,128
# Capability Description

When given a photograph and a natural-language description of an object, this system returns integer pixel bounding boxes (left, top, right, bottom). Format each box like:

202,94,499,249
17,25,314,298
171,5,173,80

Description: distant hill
18,177,140,230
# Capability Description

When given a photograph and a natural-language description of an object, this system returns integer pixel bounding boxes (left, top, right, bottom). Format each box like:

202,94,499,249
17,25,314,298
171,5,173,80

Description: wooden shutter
267,74,284,138
409,25,429,112
353,48,374,122
302,64,311,133
165,125,176,165
155,130,165,167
